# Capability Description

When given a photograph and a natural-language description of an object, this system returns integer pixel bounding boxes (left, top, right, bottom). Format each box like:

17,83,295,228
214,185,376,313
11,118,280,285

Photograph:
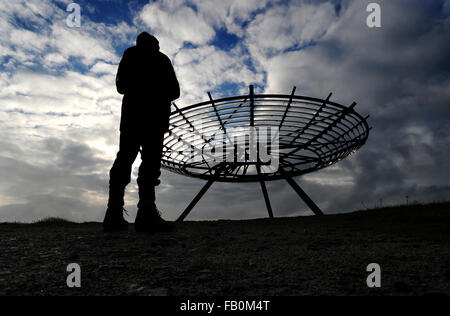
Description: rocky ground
0,202,449,296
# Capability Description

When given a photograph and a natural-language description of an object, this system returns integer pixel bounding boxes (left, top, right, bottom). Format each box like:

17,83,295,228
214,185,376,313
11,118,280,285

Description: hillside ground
0,202,449,296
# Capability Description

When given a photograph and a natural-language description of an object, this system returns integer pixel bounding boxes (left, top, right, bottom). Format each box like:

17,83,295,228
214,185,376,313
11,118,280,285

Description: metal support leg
177,163,227,222
285,176,324,216
176,178,215,222
256,165,274,218
259,179,274,218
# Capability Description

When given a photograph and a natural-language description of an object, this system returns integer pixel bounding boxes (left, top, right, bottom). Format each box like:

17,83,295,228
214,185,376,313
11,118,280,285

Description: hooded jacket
116,33,180,132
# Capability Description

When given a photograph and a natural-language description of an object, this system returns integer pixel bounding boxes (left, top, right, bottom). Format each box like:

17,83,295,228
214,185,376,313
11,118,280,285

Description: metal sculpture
162,86,370,221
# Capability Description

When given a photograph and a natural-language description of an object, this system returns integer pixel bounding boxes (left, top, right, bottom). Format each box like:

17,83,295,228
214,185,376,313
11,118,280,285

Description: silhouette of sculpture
103,32,180,232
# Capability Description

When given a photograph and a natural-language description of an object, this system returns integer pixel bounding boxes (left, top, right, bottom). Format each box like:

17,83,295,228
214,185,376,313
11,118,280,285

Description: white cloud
138,0,216,56
43,52,68,65
247,2,336,54
50,23,119,66
244,1,338,77
90,61,117,75
174,45,263,105
187,0,270,36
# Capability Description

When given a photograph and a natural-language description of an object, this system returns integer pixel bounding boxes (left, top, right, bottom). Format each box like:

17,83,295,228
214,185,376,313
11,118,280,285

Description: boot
135,185,175,233
103,187,128,232
103,207,128,232
135,207,176,233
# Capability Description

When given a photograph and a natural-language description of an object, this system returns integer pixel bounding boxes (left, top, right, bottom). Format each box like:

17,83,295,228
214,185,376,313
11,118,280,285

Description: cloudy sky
0,0,449,222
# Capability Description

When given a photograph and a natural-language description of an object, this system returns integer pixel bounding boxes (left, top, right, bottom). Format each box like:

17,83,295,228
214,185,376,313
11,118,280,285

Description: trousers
108,128,165,209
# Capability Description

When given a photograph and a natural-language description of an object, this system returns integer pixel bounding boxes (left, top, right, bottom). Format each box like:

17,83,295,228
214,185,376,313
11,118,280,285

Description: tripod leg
176,178,215,222
256,165,274,218
285,176,324,216
259,179,274,218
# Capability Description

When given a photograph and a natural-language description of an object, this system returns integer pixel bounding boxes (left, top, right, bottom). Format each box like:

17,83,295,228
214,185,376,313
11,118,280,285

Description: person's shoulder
123,46,137,56
158,51,172,62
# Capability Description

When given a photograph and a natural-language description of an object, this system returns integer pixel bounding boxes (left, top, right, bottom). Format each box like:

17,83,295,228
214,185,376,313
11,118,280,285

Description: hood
136,32,159,51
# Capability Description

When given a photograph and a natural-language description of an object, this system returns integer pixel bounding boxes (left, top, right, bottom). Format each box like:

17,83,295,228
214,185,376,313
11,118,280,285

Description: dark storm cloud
103,0,450,221
276,0,449,210
0,139,108,222
0,195,103,223
177,0,450,220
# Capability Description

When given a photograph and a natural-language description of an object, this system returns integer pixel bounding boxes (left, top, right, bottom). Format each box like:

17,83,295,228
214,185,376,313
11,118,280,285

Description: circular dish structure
162,86,370,221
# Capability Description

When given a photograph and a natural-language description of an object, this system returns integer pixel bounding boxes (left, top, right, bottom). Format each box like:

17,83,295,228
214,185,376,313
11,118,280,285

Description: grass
33,217,75,225
1,201,449,226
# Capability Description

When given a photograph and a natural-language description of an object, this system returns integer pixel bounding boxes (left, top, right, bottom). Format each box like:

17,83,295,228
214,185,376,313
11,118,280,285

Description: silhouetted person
103,32,180,232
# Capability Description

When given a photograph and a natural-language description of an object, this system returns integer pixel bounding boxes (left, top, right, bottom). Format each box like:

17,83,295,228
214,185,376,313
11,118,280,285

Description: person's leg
108,132,141,207
135,130,175,232
136,130,164,209
104,131,140,231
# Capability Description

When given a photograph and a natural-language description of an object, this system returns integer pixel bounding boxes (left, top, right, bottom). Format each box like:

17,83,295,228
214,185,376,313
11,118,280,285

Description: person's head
136,32,159,51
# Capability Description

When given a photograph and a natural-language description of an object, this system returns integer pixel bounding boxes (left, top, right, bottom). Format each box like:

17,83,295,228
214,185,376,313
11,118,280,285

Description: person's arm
116,49,131,95
166,57,180,101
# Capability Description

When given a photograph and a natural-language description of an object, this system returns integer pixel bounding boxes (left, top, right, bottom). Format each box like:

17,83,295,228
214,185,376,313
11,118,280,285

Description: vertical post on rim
250,85,255,127
249,84,256,163
279,86,296,130
250,85,273,217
